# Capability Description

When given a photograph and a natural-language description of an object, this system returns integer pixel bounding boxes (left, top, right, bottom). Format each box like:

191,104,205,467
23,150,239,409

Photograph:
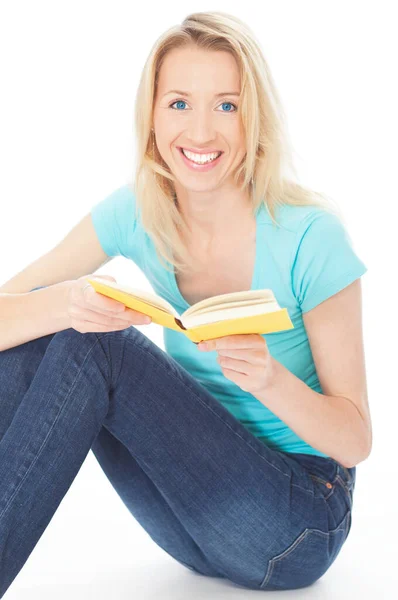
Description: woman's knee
0,332,56,365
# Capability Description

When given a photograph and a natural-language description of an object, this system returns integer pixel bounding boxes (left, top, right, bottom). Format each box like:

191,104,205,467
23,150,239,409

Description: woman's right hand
67,274,152,333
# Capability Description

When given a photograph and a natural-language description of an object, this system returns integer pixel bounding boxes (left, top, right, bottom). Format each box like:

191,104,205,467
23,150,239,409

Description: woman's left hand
197,334,277,393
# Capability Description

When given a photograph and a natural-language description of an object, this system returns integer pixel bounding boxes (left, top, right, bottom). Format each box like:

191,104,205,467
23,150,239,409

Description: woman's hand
198,333,277,393
67,274,151,333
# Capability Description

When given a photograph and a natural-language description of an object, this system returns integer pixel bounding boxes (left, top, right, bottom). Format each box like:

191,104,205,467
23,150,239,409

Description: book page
185,297,279,318
182,289,277,318
89,277,177,315
182,302,283,329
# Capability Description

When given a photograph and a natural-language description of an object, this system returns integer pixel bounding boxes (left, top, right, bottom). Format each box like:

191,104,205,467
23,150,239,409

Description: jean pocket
308,472,337,500
259,510,351,591
308,462,354,505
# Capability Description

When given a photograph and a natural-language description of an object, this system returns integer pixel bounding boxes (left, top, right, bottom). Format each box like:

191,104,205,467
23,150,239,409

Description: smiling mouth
178,147,223,164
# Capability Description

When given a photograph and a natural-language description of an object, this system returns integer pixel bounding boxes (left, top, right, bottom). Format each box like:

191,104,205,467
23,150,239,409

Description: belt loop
339,463,353,488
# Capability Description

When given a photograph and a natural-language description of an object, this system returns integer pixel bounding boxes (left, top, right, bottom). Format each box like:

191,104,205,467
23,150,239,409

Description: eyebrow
162,89,240,98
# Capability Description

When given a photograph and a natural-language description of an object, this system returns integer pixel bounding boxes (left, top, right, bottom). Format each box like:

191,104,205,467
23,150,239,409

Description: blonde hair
133,11,342,274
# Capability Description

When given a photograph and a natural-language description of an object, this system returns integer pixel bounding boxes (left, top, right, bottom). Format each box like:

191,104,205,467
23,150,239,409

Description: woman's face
152,46,246,191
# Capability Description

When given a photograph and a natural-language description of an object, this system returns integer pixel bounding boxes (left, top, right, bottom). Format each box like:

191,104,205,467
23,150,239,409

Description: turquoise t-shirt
90,184,368,458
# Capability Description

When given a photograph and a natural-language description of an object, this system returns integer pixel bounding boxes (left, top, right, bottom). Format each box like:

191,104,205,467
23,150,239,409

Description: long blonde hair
133,11,342,274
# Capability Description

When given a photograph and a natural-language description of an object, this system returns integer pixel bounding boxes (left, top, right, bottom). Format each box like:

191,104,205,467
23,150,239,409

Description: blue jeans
0,324,355,596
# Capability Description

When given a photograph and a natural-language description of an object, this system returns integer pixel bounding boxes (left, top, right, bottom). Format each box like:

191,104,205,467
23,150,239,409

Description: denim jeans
0,320,355,596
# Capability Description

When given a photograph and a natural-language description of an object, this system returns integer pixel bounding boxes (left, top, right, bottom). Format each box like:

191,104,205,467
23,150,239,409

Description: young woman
0,11,371,594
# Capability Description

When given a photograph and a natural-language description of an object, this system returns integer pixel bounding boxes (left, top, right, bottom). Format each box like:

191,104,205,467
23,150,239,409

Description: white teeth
181,149,221,164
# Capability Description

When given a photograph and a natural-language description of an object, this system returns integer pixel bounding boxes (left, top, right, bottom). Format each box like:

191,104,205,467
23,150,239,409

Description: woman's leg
0,330,220,597
0,333,56,442
89,328,353,591
0,329,112,597
91,426,223,578
0,325,352,596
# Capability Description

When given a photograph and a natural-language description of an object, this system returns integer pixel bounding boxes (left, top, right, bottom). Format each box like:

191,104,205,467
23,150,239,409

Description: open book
86,277,294,343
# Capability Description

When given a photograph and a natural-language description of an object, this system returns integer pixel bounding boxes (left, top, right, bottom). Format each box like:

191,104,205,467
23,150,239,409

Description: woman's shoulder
262,202,339,235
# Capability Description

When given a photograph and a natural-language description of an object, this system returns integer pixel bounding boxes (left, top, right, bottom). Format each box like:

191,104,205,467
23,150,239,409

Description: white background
0,1,396,598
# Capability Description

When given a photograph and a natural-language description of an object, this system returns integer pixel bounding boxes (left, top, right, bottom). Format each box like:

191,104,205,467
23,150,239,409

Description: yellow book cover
86,277,294,344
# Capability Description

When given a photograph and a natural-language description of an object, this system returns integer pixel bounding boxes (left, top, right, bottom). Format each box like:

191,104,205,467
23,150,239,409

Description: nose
187,111,217,146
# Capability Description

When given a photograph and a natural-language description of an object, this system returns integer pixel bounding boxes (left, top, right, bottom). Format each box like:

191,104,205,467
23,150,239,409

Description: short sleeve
291,210,368,314
90,184,137,258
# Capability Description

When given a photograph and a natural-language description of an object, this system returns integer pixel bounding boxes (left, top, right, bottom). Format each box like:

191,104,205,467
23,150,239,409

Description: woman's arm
0,283,71,352
253,279,371,467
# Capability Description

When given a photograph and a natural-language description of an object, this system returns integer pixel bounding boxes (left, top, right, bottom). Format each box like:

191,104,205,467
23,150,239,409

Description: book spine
174,316,200,344
174,317,186,330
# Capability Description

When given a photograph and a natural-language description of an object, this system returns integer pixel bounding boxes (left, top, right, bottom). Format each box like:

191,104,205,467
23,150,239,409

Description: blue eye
219,102,236,112
169,100,237,112
170,100,188,110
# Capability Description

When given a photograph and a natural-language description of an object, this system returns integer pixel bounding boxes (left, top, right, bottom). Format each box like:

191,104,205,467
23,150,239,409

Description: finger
217,355,250,375
73,306,140,326
84,286,125,313
72,318,131,333
216,348,259,358
209,334,264,351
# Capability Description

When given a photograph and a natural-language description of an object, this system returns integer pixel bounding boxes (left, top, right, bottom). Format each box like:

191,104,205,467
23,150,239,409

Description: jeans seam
340,465,353,486
260,510,350,588
0,336,102,522
101,332,319,497
335,474,352,502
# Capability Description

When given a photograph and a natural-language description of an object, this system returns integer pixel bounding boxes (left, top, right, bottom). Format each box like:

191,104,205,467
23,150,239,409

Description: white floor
5,450,394,599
